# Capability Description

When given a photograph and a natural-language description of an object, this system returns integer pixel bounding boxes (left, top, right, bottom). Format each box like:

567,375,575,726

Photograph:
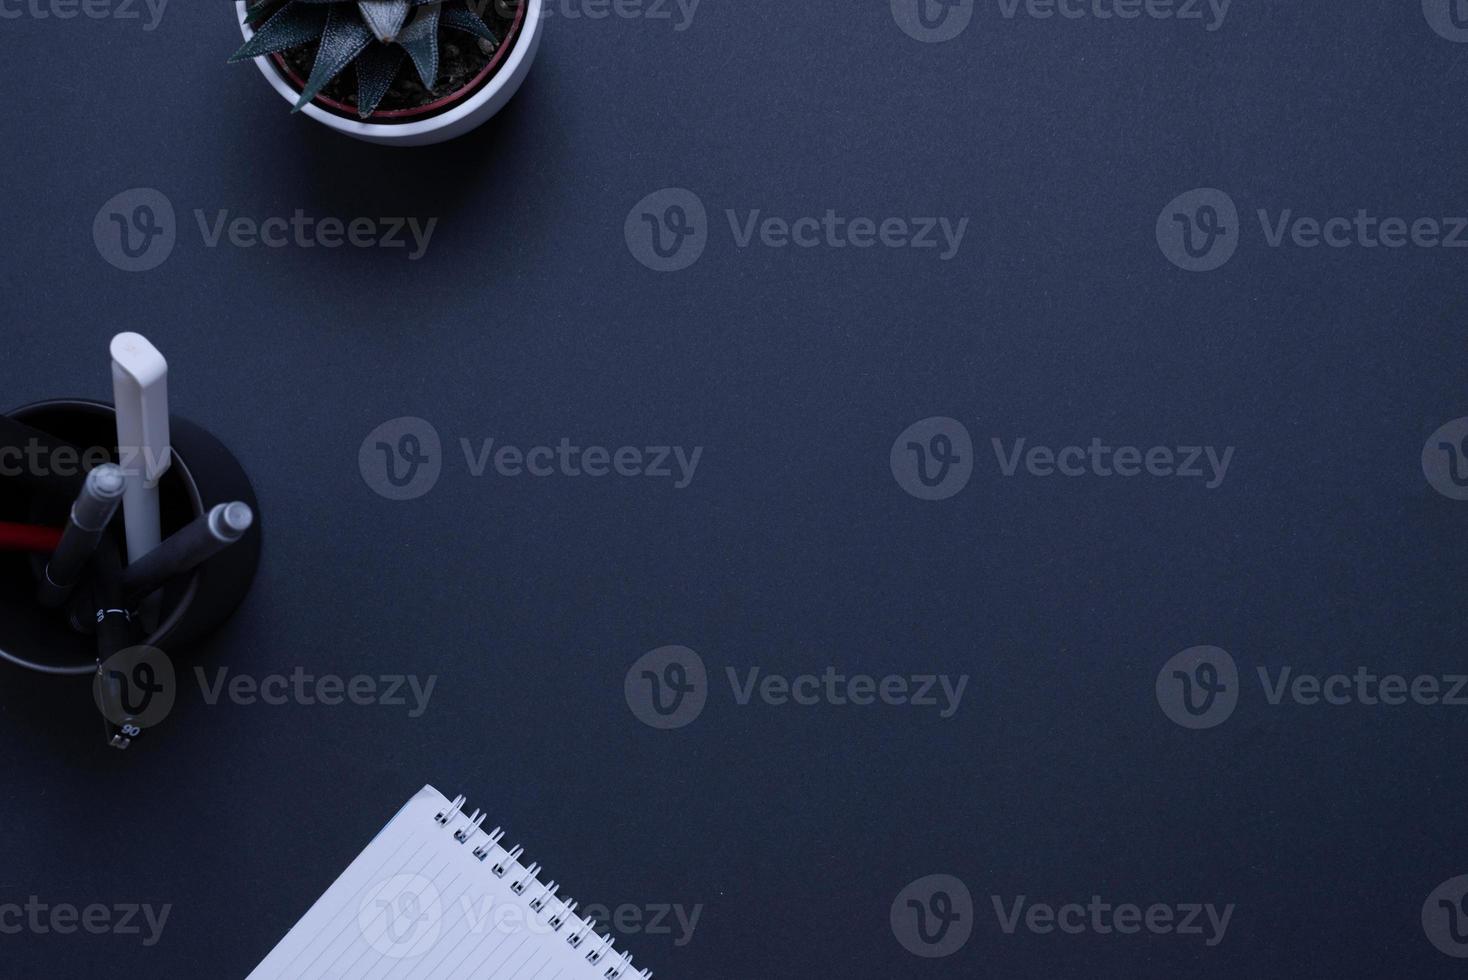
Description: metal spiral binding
511,863,542,895
585,934,615,965
492,846,525,878
529,881,558,913
548,898,577,931
454,809,488,842
472,827,506,860
436,793,654,980
434,794,467,826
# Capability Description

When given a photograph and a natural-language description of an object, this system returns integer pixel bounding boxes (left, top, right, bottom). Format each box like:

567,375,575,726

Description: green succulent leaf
243,0,285,29
355,42,407,118
295,3,375,111
397,2,442,90
231,2,329,62
441,5,498,46
358,0,411,42
234,0,510,115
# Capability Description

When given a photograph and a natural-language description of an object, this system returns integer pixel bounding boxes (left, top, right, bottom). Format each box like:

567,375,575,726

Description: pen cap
73,464,126,532
110,333,172,487
0,399,261,676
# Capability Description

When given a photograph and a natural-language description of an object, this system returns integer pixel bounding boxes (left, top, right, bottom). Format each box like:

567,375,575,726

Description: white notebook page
247,786,650,980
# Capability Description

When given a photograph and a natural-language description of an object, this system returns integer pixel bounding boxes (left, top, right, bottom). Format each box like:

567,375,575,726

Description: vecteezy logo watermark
892,875,974,958
891,417,975,500
0,898,171,947
93,188,176,273
893,0,1231,42
1156,646,1239,730
93,646,177,732
1156,188,1239,272
891,0,975,43
1423,0,1468,42
1159,187,1468,271
360,417,444,501
359,875,443,958
992,895,1234,946
625,646,709,729
94,189,437,272
1159,647,1468,729
0,0,167,30
625,188,970,272
1423,875,1468,958
625,188,709,272
360,417,705,501
625,647,970,729
1423,417,1468,500
892,418,1235,498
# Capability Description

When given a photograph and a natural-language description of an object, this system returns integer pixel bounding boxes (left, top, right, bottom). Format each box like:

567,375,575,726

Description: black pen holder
0,400,261,675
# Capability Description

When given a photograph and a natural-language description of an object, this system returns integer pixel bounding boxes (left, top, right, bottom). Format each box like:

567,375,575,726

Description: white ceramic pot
235,0,543,147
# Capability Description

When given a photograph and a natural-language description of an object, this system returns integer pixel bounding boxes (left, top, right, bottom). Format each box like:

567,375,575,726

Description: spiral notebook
247,786,653,980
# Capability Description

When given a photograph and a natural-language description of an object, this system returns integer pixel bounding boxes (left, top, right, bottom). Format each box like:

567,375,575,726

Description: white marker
110,333,171,568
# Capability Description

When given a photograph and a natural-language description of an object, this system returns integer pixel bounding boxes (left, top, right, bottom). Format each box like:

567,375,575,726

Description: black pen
120,502,254,602
38,464,125,609
90,537,142,749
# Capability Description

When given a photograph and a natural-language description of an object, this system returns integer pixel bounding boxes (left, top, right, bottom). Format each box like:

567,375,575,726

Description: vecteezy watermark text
625,188,970,272
195,668,437,718
359,417,706,501
1158,188,1468,272
891,417,1235,500
0,0,167,30
891,0,1231,44
195,211,436,260
726,210,968,261
0,898,171,947
726,667,968,718
461,438,703,488
625,646,970,729
0,439,116,479
93,649,438,731
357,873,702,963
94,188,437,272
477,0,701,30
1157,646,1468,729
992,895,1234,946
456,896,703,947
890,875,1233,958
991,437,1232,488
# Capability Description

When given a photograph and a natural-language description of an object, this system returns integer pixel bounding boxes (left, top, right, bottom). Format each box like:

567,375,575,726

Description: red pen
0,522,64,553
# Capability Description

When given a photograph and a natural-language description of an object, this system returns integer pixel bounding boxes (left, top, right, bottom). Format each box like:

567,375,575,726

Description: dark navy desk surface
3,2,1468,978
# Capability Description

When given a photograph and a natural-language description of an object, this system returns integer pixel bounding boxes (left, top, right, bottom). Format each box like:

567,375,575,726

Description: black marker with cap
119,502,255,603
37,464,126,609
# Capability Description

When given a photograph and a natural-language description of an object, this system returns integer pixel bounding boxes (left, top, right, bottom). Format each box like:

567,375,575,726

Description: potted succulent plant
232,0,543,146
